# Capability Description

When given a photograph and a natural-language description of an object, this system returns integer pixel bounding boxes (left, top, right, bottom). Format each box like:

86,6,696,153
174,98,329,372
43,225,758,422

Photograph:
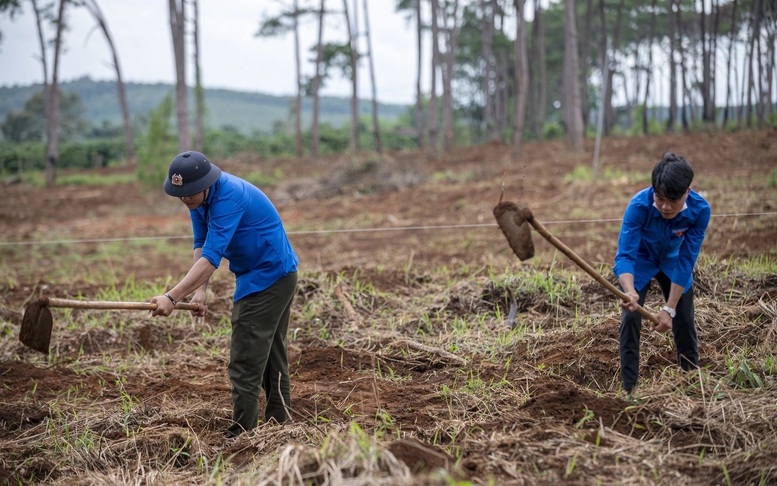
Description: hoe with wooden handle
19,297,200,354
493,201,661,328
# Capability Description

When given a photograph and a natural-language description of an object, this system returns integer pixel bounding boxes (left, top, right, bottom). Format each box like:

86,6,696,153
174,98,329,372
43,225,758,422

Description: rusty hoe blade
493,199,661,327
19,300,53,355
17,297,201,354
493,201,535,261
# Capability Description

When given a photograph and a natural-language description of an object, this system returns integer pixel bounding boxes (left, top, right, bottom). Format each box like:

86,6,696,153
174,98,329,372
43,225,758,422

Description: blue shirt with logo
190,172,298,301
613,187,710,293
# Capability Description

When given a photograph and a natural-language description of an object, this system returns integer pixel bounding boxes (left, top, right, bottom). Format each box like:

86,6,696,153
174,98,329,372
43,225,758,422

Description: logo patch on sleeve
673,227,688,237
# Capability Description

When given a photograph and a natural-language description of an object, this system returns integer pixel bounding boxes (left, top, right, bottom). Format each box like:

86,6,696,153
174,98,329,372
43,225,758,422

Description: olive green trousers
226,272,297,437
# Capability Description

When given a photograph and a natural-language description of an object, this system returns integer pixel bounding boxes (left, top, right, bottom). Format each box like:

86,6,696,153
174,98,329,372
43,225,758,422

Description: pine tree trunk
743,0,760,128
342,0,359,152
511,0,528,159
415,0,424,149
530,1,546,140
563,0,584,149
193,0,205,153
362,0,382,152
311,0,326,160
428,0,440,156
168,0,190,151
46,0,67,187
496,50,509,137
293,0,303,157
31,0,49,86
722,0,738,129
667,0,677,132
764,3,775,122
580,0,594,133
597,0,624,136
700,0,713,123
441,0,460,153
711,0,721,123
31,0,49,180
676,0,691,131
746,0,762,127
642,0,657,134
480,0,495,141
85,0,136,165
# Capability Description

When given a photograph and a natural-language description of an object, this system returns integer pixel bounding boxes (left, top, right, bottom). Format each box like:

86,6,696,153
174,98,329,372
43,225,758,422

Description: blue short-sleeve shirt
190,172,298,301
613,187,710,293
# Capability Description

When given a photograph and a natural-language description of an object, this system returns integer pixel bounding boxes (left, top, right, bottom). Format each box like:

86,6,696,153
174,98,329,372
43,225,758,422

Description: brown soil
1,130,776,484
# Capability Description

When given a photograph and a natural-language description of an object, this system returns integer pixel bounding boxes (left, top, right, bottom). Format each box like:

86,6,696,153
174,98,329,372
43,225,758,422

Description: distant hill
0,76,409,134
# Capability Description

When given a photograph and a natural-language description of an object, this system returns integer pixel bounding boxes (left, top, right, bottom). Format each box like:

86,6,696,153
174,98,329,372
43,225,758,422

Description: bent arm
150,257,217,317
167,256,217,303
665,283,684,310
617,273,640,311
192,248,209,295
187,248,211,316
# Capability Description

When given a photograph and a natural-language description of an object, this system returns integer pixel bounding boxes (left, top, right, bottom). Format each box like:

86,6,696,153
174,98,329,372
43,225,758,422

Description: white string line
1,211,775,247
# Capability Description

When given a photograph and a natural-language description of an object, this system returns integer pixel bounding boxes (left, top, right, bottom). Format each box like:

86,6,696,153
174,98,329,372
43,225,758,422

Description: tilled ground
1,130,776,484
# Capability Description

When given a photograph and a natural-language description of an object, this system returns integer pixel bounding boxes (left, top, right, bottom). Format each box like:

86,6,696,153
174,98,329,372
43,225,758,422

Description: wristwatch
660,305,676,318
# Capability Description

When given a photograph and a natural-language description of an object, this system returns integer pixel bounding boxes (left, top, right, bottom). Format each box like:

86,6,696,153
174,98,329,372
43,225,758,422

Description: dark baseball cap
163,151,222,197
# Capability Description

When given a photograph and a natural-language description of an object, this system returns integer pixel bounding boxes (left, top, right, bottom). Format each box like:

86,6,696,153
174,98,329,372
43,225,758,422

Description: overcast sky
0,1,421,105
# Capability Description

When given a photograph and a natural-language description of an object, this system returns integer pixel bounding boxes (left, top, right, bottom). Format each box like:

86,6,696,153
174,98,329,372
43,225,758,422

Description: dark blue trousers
619,271,699,391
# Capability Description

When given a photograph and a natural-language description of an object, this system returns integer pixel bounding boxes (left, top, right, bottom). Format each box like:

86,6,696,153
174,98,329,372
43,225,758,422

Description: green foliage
318,122,350,154
726,356,764,389
202,114,417,158
376,127,418,151
52,171,137,186
0,78,407,136
0,89,90,143
137,94,176,193
767,167,777,189
0,138,127,175
58,137,128,169
203,126,252,156
543,122,564,140
768,110,777,128
731,255,777,276
0,141,44,175
626,106,667,136
20,170,136,188
1,109,39,143
241,168,282,188
563,165,651,185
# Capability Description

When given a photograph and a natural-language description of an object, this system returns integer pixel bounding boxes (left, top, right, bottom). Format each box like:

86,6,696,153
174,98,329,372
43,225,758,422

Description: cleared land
1,130,776,485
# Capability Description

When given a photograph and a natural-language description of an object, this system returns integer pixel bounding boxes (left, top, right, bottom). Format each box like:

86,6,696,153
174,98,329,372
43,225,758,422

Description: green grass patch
22,170,137,187
767,167,777,189
239,167,283,188
563,165,651,185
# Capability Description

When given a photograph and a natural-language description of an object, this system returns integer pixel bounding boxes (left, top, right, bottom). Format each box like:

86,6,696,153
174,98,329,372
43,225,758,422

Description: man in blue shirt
149,151,299,437
613,151,710,394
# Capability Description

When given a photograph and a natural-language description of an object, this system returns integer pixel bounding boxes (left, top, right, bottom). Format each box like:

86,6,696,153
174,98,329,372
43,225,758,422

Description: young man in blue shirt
613,152,711,394
149,151,299,437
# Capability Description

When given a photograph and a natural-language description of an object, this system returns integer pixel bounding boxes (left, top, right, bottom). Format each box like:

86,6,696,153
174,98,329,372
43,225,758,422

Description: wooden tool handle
527,217,661,326
41,297,200,312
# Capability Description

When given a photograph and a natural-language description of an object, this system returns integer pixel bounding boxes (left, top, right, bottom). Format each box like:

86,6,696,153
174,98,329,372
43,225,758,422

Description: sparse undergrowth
1,256,775,485
1,131,776,484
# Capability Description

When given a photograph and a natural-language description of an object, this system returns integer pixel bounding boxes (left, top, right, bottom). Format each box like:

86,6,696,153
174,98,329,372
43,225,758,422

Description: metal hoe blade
19,301,53,355
493,201,535,261
17,297,200,354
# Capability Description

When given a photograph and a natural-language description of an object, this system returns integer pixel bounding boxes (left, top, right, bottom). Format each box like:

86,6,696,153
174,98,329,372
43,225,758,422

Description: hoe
20,297,199,354
493,200,661,327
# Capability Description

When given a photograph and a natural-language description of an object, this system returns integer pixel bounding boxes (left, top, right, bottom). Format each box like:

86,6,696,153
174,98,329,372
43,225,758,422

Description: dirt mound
271,154,425,203
1,131,776,484
521,376,654,436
